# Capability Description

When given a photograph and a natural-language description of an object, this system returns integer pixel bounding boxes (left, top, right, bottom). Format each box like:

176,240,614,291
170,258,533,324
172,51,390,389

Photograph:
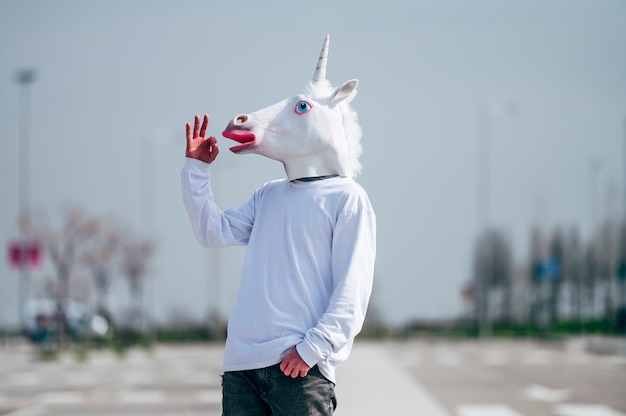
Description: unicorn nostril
235,115,248,125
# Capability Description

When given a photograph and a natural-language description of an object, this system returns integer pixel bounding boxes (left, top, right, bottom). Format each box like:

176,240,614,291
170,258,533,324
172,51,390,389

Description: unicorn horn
312,34,330,82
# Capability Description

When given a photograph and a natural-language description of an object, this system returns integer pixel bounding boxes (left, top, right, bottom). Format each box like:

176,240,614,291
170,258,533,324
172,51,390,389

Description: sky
1,0,625,328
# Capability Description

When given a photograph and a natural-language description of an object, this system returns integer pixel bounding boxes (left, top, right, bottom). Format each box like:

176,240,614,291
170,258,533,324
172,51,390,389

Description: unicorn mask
222,35,363,181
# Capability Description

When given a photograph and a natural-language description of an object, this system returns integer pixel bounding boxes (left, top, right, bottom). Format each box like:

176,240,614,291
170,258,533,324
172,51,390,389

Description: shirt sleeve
296,193,376,367
181,157,255,247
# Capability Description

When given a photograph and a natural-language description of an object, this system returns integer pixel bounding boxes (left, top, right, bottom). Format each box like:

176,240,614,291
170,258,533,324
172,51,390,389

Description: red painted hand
185,114,219,164
279,347,311,378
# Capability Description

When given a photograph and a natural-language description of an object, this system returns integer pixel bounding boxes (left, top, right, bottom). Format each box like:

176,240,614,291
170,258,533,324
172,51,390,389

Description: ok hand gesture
186,114,219,164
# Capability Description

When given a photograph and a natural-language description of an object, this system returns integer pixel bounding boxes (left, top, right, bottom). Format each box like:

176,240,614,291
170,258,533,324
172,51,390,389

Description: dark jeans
222,364,337,416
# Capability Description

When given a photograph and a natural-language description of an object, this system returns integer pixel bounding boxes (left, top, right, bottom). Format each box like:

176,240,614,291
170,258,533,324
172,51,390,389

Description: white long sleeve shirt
181,157,376,383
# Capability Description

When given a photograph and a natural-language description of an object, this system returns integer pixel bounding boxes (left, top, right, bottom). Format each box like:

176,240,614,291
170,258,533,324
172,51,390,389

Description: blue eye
294,100,312,114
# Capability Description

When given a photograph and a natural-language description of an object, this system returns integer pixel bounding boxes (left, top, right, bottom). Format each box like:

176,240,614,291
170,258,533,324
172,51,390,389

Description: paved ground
0,337,624,416
385,338,626,416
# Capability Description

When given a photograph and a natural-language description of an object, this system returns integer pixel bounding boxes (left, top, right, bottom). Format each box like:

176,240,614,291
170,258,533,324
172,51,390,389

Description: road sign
534,258,561,282
8,240,42,269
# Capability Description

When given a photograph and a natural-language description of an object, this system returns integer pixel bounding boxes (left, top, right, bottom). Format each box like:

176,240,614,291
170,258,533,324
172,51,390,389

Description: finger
284,362,294,377
186,122,192,142
193,115,200,138
279,349,295,373
207,136,219,160
283,360,295,377
200,114,209,138
292,365,306,378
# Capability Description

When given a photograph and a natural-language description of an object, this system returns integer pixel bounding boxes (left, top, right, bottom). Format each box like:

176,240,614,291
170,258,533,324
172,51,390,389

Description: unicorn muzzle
222,115,257,153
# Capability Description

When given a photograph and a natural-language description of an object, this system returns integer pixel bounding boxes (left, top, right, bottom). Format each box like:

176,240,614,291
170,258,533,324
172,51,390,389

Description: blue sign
534,258,561,282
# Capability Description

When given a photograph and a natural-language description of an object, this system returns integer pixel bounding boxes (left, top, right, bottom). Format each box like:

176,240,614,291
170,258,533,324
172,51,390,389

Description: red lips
222,129,257,153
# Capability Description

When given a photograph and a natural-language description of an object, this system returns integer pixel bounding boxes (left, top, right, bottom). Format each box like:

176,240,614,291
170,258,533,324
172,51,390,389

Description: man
181,35,375,416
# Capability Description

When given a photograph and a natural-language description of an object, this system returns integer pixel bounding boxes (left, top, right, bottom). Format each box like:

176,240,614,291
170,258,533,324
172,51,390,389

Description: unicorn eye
294,100,312,114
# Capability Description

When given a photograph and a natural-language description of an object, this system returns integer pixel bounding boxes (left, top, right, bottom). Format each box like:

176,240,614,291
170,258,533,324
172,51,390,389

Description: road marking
456,404,524,416
335,342,452,416
523,384,571,402
554,404,626,416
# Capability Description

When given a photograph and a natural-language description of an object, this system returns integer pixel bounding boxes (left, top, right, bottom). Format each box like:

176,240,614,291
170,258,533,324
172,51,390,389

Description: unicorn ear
329,79,358,106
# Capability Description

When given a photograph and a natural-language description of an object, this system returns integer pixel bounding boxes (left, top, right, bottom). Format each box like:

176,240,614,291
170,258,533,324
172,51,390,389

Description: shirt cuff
184,157,211,172
296,340,322,368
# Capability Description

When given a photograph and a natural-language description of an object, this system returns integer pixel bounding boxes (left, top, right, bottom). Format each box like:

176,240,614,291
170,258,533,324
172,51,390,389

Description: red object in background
8,240,42,269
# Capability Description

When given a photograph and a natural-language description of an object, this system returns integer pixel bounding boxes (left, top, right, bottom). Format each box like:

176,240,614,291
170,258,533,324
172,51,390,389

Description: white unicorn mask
222,35,363,181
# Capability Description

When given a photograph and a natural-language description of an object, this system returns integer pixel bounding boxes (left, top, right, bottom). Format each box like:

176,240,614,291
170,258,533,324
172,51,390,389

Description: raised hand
186,114,219,164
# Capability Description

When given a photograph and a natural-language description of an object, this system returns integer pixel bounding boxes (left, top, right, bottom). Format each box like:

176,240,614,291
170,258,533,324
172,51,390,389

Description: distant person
181,35,376,415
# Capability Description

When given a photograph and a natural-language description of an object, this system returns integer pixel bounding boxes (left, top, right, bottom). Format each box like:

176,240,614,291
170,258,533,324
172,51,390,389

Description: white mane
305,79,363,178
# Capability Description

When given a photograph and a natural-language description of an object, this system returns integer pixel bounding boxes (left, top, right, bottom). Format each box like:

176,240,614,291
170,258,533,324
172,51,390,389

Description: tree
119,233,155,331
20,206,100,344
80,217,123,323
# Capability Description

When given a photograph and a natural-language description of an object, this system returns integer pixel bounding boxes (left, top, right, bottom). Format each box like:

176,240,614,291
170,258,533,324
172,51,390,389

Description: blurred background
1,1,625,415
0,0,626,416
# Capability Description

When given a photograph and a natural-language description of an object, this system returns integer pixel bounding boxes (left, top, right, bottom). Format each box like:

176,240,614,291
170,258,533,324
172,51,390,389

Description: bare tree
20,206,100,344
119,233,155,331
80,217,123,323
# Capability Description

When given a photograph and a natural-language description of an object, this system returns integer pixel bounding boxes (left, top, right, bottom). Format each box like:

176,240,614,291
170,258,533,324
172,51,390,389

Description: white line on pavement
334,341,452,416
554,404,626,416
456,404,525,416
523,384,571,402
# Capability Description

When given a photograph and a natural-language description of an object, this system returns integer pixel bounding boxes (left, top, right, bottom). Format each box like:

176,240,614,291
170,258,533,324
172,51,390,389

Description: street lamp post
476,101,519,337
16,69,37,333
476,107,492,338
